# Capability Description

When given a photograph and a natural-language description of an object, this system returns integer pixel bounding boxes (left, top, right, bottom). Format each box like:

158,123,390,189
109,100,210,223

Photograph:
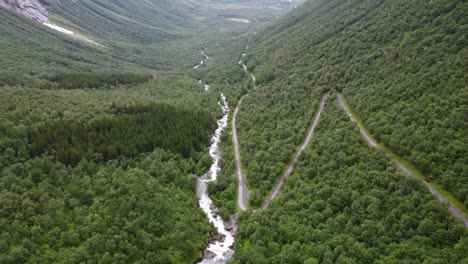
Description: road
337,95,377,147
235,51,329,210
232,98,250,211
262,93,329,210
231,52,258,211
338,94,468,227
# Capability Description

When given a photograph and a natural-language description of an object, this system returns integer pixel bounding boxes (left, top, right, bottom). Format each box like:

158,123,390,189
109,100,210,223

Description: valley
0,0,467,263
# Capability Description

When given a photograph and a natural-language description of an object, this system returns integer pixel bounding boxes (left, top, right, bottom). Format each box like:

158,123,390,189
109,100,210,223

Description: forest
231,98,468,263
29,103,215,165
0,71,221,262
42,73,153,90
234,0,467,209
0,0,267,262
1,0,467,262
0,149,213,263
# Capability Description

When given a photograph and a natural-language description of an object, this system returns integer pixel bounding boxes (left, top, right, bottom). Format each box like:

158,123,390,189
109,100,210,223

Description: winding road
232,98,250,211
234,49,329,211
262,93,329,210
198,41,467,264
232,49,257,211
338,94,468,227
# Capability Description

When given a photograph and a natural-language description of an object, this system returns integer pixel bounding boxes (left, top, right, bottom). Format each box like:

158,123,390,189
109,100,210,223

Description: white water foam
196,94,234,264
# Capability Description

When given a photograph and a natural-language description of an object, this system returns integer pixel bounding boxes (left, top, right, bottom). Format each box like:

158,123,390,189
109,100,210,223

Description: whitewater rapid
196,93,235,264
194,50,210,69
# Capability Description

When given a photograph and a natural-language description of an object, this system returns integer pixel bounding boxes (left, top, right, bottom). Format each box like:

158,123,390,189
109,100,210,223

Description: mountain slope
46,0,201,44
238,0,467,208
0,0,214,78
0,1,225,262
0,8,122,84
233,99,468,263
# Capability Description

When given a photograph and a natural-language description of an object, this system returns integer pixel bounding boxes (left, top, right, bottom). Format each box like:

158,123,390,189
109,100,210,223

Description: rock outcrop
0,0,49,23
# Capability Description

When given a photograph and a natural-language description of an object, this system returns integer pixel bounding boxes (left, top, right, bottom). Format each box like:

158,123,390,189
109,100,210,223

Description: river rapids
196,93,235,264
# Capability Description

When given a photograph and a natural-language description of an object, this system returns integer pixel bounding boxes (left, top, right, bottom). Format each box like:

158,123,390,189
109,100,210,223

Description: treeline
42,73,152,89
29,103,215,165
232,100,468,263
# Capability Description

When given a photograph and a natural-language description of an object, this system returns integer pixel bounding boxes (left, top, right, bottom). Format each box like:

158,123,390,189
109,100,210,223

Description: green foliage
341,1,468,206
28,103,215,165
209,121,238,218
0,70,219,263
232,99,468,263
236,85,326,206
43,73,152,89
234,0,467,206
0,149,212,263
47,0,200,44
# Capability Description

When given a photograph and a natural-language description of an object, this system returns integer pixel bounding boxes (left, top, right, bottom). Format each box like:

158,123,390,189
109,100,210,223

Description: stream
196,93,236,263
194,49,210,69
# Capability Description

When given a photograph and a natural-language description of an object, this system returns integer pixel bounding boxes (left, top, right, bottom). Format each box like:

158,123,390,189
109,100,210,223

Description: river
196,93,236,263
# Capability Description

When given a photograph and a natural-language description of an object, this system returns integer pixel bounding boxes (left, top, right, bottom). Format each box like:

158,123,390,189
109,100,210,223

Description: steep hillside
46,0,201,44
0,9,124,85
0,0,261,79
238,0,467,209
0,71,221,263
233,98,468,263
0,1,231,262
0,0,225,76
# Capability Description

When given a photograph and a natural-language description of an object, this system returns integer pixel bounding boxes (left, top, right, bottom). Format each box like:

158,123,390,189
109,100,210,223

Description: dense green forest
236,82,325,206
29,103,215,165
209,121,239,219
0,71,220,262
232,98,468,263
42,73,152,90
235,0,467,208
0,0,286,262
1,0,467,262
341,1,468,206
0,149,212,263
